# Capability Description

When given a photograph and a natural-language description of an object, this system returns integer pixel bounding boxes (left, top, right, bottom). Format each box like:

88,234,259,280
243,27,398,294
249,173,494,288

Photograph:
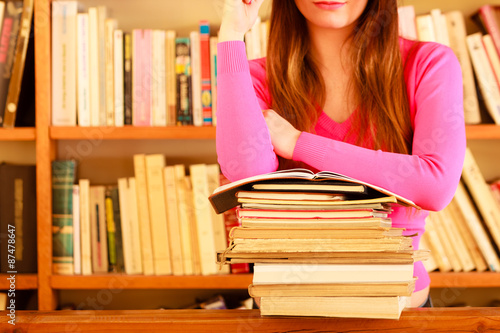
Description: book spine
123,32,132,125
132,154,155,275
76,13,91,127
3,0,34,128
199,21,212,126
127,177,144,274
144,154,175,275
104,18,116,126
175,37,192,125
90,186,108,273
88,7,100,126
97,6,107,126
190,31,202,126
72,184,81,274
105,189,117,272
52,160,76,275
110,187,125,272
183,174,201,275
415,14,436,42
152,30,167,126
166,30,177,126
397,6,417,40
51,1,77,127
113,29,124,126
209,36,217,126
444,11,481,125
173,165,195,275
141,29,152,126
189,164,217,275
79,179,92,275
479,5,500,58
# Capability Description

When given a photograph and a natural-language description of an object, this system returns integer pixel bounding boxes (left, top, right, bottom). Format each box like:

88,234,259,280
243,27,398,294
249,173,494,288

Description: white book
189,164,217,275
163,165,188,275
190,31,202,126
397,5,417,40
253,263,414,284
466,33,500,125
72,185,81,275
88,7,100,127
206,164,229,274
444,11,481,125
209,37,218,126
174,165,195,275
117,178,143,275
104,18,117,126
97,6,108,126
165,30,177,126
415,14,436,42
132,154,155,275
114,29,124,126
144,155,174,275
52,1,78,126
76,13,90,127
79,179,92,275
483,35,500,92
153,30,167,126
430,9,449,46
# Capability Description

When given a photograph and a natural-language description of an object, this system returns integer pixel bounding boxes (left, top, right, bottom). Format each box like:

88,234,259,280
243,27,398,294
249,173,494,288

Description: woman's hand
263,109,302,160
219,0,266,42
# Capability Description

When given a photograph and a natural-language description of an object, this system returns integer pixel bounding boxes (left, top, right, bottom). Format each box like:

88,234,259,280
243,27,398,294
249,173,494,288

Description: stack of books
210,169,429,319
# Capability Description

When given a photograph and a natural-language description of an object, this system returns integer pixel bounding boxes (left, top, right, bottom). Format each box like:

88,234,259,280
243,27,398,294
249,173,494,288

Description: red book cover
199,20,212,126
220,174,250,274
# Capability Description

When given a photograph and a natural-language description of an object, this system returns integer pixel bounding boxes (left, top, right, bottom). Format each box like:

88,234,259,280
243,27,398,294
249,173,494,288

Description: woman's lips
313,1,346,10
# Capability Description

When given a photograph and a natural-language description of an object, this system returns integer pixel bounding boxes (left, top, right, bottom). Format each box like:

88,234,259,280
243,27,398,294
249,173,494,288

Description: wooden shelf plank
429,272,500,288
466,124,500,140
3,308,500,331
50,126,216,140
0,128,35,141
0,274,38,290
50,274,253,290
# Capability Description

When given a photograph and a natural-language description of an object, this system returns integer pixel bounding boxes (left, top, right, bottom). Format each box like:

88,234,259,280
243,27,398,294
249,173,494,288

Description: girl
216,0,466,307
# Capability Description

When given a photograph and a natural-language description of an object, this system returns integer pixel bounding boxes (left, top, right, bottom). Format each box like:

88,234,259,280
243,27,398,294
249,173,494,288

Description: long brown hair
266,0,413,169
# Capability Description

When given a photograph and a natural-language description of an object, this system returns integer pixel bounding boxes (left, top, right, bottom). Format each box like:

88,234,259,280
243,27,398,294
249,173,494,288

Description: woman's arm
216,41,279,181
292,44,466,211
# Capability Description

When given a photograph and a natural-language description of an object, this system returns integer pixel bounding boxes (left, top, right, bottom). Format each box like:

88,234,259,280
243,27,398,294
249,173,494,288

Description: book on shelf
89,185,108,273
72,185,81,275
113,28,124,127
0,163,37,274
104,18,117,126
418,215,452,272
78,178,92,275
190,30,202,127
176,37,192,125
444,10,481,125
104,187,118,272
398,5,417,40
76,12,90,127
52,160,76,275
123,31,132,125
2,0,34,128
199,20,212,126
166,30,177,126
152,30,167,127
430,211,462,272
209,36,218,126
471,5,500,57
110,186,125,273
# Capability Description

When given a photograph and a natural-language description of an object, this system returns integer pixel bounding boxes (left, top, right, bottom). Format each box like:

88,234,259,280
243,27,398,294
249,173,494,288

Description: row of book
0,0,35,128
51,2,228,128
422,147,500,273
210,168,424,319
399,5,500,125
51,157,249,276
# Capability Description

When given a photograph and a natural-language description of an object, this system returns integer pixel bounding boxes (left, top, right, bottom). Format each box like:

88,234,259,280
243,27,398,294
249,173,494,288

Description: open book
209,168,419,214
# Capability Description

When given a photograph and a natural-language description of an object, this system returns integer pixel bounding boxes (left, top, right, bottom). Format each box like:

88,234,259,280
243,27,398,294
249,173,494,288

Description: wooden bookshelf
50,274,253,290
0,274,38,290
29,0,500,312
2,308,500,332
50,126,216,140
0,127,35,141
466,124,500,140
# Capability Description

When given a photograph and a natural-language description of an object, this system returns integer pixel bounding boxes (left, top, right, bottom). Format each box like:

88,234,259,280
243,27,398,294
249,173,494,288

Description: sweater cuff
292,132,329,170
217,41,249,74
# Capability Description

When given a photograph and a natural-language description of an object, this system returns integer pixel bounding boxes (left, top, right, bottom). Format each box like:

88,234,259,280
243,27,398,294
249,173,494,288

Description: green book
105,187,117,272
52,160,76,275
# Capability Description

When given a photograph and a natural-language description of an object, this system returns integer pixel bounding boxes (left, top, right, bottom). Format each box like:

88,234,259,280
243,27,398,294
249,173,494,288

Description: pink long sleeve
216,39,466,293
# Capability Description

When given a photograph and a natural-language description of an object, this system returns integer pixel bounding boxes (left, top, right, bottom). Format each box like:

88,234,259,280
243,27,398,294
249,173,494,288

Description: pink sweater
216,38,466,292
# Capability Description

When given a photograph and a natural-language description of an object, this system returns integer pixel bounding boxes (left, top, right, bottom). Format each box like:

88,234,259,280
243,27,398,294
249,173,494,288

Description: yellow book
133,154,155,275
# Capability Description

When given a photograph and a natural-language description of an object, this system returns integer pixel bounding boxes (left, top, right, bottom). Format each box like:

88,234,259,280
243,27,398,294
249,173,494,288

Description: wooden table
1,308,500,332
